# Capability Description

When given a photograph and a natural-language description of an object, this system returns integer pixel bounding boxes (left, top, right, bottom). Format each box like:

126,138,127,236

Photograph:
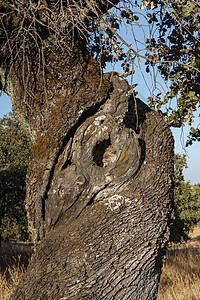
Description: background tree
0,113,31,244
170,154,200,243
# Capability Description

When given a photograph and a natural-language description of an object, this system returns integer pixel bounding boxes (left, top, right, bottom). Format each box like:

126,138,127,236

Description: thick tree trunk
7,60,173,299
0,3,174,297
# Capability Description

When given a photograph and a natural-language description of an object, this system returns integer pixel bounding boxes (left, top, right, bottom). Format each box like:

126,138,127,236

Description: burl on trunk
9,61,173,299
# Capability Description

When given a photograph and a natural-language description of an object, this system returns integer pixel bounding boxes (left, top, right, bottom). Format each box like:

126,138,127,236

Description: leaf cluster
144,0,200,144
90,0,200,145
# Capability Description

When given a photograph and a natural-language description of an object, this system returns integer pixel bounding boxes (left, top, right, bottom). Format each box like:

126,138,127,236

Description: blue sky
0,92,12,117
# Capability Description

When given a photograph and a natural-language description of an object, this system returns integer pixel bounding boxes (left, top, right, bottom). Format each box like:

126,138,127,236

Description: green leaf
189,91,195,97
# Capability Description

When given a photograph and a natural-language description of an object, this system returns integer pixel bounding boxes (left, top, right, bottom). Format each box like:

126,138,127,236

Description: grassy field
157,226,200,300
0,242,33,300
0,228,200,299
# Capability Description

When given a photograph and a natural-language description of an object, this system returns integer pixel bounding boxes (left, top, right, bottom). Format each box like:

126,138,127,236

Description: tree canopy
0,0,199,144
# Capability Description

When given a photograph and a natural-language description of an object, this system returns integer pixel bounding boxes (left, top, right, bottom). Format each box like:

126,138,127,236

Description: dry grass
0,229,200,300
0,264,25,300
0,242,33,300
157,226,200,300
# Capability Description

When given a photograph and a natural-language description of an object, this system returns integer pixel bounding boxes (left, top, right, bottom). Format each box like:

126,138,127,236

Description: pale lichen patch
103,194,131,211
93,115,106,126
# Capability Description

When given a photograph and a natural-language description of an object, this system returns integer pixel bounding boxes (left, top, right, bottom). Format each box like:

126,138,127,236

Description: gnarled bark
9,71,173,299
0,2,174,298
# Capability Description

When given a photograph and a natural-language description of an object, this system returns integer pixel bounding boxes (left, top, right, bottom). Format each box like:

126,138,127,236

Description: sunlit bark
0,1,174,299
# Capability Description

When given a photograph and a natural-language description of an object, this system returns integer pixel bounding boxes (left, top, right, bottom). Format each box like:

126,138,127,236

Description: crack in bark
75,182,111,219
41,95,111,221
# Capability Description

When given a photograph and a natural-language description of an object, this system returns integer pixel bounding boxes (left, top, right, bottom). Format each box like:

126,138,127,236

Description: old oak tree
1,0,198,299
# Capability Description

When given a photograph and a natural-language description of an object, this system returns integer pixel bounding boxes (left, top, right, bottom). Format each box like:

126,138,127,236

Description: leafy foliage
143,0,200,145
89,0,200,145
0,113,31,241
170,154,200,243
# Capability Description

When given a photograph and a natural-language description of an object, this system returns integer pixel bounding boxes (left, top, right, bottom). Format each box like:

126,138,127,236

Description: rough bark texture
0,2,174,298
9,71,174,299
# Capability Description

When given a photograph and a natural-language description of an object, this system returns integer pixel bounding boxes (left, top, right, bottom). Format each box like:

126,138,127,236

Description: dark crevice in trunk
42,197,45,220
41,93,111,222
123,96,150,134
92,137,111,167
138,138,146,169
61,159,72,170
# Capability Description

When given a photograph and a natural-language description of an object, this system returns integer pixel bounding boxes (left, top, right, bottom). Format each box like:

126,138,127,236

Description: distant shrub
0,113,32,242
170,154,200,243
